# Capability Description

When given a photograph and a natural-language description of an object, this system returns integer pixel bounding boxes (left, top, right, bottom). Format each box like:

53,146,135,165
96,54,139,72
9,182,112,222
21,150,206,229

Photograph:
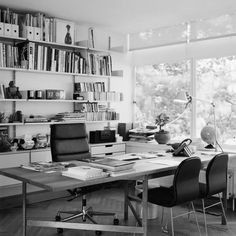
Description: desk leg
142,176,148,236
222,189,227,225
124,181,129,221
22,182,27,236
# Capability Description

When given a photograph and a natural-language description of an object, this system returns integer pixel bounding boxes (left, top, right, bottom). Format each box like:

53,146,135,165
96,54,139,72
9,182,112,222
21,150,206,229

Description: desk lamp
174,91,217,151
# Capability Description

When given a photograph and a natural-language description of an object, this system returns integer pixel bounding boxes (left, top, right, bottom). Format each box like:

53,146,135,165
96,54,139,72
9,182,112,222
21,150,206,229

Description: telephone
172,138,192,157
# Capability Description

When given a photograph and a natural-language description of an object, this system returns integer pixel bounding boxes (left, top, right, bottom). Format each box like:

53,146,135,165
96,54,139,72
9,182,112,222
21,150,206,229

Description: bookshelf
0,8,124,138
0,6,126,198
0,35,123,135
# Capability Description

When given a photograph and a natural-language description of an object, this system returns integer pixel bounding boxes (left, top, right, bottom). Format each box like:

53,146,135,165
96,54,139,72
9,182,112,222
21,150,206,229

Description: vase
154,131,171,144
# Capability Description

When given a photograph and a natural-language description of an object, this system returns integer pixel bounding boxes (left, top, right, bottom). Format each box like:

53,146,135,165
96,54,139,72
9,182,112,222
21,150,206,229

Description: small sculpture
5,81,22,99
65,24,72,44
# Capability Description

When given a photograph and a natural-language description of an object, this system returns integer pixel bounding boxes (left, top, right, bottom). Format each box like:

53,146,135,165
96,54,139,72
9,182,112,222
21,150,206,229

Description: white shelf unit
0,35,123,139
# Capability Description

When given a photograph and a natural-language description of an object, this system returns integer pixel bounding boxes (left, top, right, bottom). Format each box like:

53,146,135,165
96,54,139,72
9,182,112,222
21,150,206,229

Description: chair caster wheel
95,230,102,235
55,215,63,234
113,218,119,225
57,228,63,234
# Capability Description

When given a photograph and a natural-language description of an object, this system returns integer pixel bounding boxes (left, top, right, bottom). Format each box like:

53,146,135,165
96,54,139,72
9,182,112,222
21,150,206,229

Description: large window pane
135,61,191,140
196,56,236,145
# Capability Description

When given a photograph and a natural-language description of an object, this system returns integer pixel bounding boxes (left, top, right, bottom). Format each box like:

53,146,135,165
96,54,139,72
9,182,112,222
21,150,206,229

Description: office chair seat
139,186,175,207
137,157,202,236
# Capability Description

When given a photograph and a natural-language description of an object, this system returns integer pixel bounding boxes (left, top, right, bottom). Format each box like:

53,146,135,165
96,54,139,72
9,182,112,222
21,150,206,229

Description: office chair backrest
173,157,201,205
206,153,228,196
50,123,91,162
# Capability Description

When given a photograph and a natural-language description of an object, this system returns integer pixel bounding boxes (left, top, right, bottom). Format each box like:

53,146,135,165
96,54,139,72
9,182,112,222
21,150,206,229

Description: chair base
56,206,117,224
55,195,119,234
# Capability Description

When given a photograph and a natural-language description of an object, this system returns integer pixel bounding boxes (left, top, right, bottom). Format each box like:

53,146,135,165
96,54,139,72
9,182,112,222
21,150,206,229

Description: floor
0,187,236,236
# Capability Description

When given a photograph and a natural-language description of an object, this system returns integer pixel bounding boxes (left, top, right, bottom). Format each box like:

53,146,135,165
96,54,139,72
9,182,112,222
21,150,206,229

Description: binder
11,24,19,37
0,23,4,36
4,23,11,36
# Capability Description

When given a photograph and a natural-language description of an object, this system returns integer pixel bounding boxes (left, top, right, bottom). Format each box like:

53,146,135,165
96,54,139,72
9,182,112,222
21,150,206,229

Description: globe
200,125,216,148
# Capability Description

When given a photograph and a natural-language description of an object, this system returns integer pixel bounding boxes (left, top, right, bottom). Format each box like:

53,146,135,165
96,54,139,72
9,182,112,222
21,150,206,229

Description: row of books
22,42,87,73
74,91,123,101
88,53,112,76
84,111,119,121
0,42,114,76
0,43,20,68
50,110,119,122
0,8,18,24
74,82,106,92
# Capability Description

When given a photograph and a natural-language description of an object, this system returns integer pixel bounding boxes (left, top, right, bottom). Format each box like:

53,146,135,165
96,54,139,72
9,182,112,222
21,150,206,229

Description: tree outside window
135,61,191,140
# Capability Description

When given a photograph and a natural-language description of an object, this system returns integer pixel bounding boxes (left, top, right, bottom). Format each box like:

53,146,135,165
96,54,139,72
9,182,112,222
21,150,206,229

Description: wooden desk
0,153,223,236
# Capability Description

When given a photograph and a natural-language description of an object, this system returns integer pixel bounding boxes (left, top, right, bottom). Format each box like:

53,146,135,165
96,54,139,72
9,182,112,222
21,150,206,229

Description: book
0,84,5,99
90,158,135,172
62,165,108,180
21,161,70,172
107,168,135,177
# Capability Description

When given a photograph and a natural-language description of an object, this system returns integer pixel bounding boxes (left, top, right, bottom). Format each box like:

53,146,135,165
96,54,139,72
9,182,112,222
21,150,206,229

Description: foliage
155,113,170,131
135,55,236,144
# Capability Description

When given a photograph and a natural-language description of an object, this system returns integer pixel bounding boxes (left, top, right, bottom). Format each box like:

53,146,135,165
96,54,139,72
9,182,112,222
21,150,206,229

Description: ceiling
1,0,236,35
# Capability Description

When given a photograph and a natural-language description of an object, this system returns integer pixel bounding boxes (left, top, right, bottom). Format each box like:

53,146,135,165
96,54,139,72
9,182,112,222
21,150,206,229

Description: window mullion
190,57,197,139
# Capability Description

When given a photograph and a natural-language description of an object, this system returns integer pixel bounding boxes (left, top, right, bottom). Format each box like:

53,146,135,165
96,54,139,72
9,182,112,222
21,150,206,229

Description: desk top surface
0,151,221,192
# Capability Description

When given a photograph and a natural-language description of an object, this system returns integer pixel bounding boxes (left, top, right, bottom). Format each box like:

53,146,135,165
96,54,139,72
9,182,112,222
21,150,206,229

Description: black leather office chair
50,123,117,234
138,157,202,236
198,153,228,236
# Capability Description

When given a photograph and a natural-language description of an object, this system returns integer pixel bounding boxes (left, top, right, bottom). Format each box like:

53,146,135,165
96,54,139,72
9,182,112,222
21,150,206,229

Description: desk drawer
90,143,125,155
93,151,125,158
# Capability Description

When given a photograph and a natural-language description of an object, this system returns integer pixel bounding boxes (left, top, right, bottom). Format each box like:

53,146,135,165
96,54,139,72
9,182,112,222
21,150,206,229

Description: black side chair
50,123,117,234
138,157,202,236
198,153,228,236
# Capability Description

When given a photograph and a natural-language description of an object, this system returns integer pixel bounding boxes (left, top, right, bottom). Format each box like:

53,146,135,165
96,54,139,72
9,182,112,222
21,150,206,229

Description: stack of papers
62,166,108,180
91,158,135,172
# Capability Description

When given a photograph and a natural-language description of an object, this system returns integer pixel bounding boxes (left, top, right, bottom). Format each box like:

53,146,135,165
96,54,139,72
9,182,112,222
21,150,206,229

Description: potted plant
154,113,171,144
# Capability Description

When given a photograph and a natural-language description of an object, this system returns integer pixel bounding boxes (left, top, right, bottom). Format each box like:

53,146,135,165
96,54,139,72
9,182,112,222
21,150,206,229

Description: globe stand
204,144,215,149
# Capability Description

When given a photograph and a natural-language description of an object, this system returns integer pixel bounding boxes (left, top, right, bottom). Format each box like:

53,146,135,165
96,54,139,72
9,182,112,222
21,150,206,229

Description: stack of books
128,127,157,142
90,158,135,176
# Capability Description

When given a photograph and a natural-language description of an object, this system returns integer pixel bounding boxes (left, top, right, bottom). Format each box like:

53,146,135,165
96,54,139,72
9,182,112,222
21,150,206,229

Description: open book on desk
90,158,135,172
62,165,109,180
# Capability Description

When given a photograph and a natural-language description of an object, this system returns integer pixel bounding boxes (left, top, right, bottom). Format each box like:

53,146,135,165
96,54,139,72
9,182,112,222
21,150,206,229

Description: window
196,56,236,145
135,56,236,146
135,61,191,140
